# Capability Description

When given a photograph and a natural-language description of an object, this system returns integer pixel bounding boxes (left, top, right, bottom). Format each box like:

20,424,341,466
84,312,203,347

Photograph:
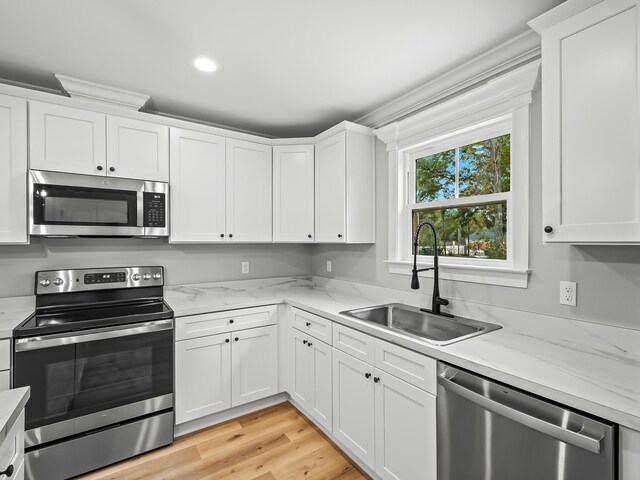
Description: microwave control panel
143,192,166,228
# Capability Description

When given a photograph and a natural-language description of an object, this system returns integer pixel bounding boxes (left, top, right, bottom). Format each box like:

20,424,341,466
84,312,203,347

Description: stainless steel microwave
29,170,168,237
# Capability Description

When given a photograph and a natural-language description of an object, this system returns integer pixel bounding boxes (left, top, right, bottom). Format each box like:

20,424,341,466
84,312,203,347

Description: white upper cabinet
29,101,106,175
226,139,273,242
315,127,375,243
273,145,314,242
169,128,226,243
0,94,28,244
30,101,169,181
106,116,169,181
533,0,640,243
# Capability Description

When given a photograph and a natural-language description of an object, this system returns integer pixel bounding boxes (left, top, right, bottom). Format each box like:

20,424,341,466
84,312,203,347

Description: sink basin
339,303,501,346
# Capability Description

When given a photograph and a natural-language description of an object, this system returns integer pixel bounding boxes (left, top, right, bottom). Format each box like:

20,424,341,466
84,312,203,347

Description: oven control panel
36,267,164,294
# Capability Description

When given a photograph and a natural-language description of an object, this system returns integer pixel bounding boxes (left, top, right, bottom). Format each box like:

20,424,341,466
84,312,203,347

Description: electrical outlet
241,261,250,274
559,281,577,306
326,260,332,273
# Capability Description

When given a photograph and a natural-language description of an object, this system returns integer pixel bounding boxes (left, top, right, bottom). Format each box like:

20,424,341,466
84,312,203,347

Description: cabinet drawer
176,305,277,341
332,323,374,364
0,371,8,391
0,340,9,371
291,308,332,343
0,411,24,480
374,339,436,394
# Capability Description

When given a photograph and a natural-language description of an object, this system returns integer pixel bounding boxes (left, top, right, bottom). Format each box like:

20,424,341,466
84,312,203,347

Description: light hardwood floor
77,402,368,480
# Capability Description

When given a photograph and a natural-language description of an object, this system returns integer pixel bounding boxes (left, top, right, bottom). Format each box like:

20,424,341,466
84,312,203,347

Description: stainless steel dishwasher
437,363,616,480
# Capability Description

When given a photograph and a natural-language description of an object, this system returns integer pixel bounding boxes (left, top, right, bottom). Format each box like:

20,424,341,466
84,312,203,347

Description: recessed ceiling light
194,57,218,73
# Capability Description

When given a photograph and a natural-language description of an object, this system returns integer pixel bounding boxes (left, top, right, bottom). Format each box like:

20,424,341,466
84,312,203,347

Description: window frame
374,60,539,288
405,116,513,269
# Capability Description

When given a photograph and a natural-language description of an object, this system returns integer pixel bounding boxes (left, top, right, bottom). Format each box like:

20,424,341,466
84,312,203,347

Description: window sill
385,260,530,288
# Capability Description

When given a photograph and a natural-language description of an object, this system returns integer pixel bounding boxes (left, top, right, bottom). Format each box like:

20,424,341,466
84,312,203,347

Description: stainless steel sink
339,303,501,346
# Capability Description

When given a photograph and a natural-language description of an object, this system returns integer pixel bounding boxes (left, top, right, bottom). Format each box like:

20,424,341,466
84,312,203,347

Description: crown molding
357,30,542,130
528,0,603,33
55,74,150,111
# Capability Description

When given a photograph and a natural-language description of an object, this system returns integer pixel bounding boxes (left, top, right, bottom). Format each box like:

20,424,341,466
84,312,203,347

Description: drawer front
0,411,24,480
374,339,436,394
292,308,332,343
0,371,8,391
176,305,277,341
0,340,9,371
332,323,374,364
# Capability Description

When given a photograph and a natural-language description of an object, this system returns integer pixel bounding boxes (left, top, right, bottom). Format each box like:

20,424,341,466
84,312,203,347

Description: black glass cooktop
15,300,173,338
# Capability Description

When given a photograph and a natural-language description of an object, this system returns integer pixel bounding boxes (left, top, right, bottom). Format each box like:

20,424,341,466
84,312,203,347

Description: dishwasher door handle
438,374,604,454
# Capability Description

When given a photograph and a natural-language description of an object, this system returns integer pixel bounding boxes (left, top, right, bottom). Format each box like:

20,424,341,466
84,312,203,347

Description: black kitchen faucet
411,220,453,318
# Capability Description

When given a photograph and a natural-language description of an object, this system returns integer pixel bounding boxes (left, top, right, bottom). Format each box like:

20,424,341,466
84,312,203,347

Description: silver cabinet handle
15,319,173,352
438,373,604,454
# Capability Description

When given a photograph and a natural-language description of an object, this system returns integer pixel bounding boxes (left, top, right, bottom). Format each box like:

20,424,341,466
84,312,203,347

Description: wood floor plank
77,401,369,480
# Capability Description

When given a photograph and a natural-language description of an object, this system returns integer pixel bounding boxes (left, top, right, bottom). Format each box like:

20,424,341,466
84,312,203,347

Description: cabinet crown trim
55,74,150,111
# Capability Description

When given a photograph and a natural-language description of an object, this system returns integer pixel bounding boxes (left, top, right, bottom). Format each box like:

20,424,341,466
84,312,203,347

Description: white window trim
375,60,540,289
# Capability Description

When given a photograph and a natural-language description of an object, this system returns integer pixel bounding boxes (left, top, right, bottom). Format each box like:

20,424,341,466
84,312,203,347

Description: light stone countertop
165,276,640,431
0,387,29,445
0,296,34,339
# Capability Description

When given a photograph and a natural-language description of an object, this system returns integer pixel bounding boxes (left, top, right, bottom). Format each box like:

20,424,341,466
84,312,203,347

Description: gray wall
311,101,640,331
0,239,312,297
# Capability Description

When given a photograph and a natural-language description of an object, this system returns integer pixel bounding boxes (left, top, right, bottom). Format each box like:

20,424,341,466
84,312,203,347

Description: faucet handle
436,297,449,306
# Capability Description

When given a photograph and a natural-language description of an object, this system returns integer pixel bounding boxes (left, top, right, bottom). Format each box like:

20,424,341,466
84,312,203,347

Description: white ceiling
0,0,563,137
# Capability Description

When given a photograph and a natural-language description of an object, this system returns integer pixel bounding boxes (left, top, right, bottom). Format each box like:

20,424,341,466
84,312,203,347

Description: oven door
13,319,174,447
29,170,145,237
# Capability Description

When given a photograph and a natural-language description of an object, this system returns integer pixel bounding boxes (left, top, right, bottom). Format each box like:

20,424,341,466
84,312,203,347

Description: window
375,60,539,288
409,123,511,263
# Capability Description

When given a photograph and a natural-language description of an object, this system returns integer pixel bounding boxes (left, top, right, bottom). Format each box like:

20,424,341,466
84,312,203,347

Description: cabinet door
541,0,640,242
290,329,313,409
226,139,272,242
374,370,436,480
29,101,106,176
273,145,314,242
106,116,169,181
315,131,346,243
169,128,226,243
175,333,231,424
309,338,332,432
332,348,375,467
0,94,27,244
231,325,278,406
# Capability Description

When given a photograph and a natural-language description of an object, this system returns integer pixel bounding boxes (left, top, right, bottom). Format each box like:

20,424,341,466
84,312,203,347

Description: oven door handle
14,319,173,352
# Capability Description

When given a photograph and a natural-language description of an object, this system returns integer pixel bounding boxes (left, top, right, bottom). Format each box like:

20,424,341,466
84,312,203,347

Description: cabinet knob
305,322,311,327
544,226,553,233
235,337,239,342
365,373,371,379
96,166,103,171
308,234,312,239
373,377,380,383
225,338,230,343
303,339,307,345
307,342,313,347
220,234,225,238
109,167,115,172
337,234,343,238
0,464,14,477
229,319,234,324
229,234,233,238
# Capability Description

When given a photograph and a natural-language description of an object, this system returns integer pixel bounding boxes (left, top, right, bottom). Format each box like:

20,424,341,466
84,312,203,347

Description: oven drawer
0,340,9,371
0,411,24,480
175,305,277,341
291,308,332,343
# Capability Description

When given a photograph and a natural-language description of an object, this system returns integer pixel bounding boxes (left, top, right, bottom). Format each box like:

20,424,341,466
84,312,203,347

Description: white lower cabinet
332,348,376,466
374,369,436,480
175,314,278,424
175,333,232,424
290,329,332,431
231,325,278,407
0,411,25,480
332,331,437,480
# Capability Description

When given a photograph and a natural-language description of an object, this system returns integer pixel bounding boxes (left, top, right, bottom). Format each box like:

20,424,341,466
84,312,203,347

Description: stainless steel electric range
13,266,174,480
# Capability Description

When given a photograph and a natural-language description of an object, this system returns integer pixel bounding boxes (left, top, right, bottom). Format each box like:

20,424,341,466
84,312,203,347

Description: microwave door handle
137,191,144,227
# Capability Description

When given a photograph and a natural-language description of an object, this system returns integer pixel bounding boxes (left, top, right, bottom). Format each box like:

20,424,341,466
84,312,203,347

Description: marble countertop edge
0,387,30,445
